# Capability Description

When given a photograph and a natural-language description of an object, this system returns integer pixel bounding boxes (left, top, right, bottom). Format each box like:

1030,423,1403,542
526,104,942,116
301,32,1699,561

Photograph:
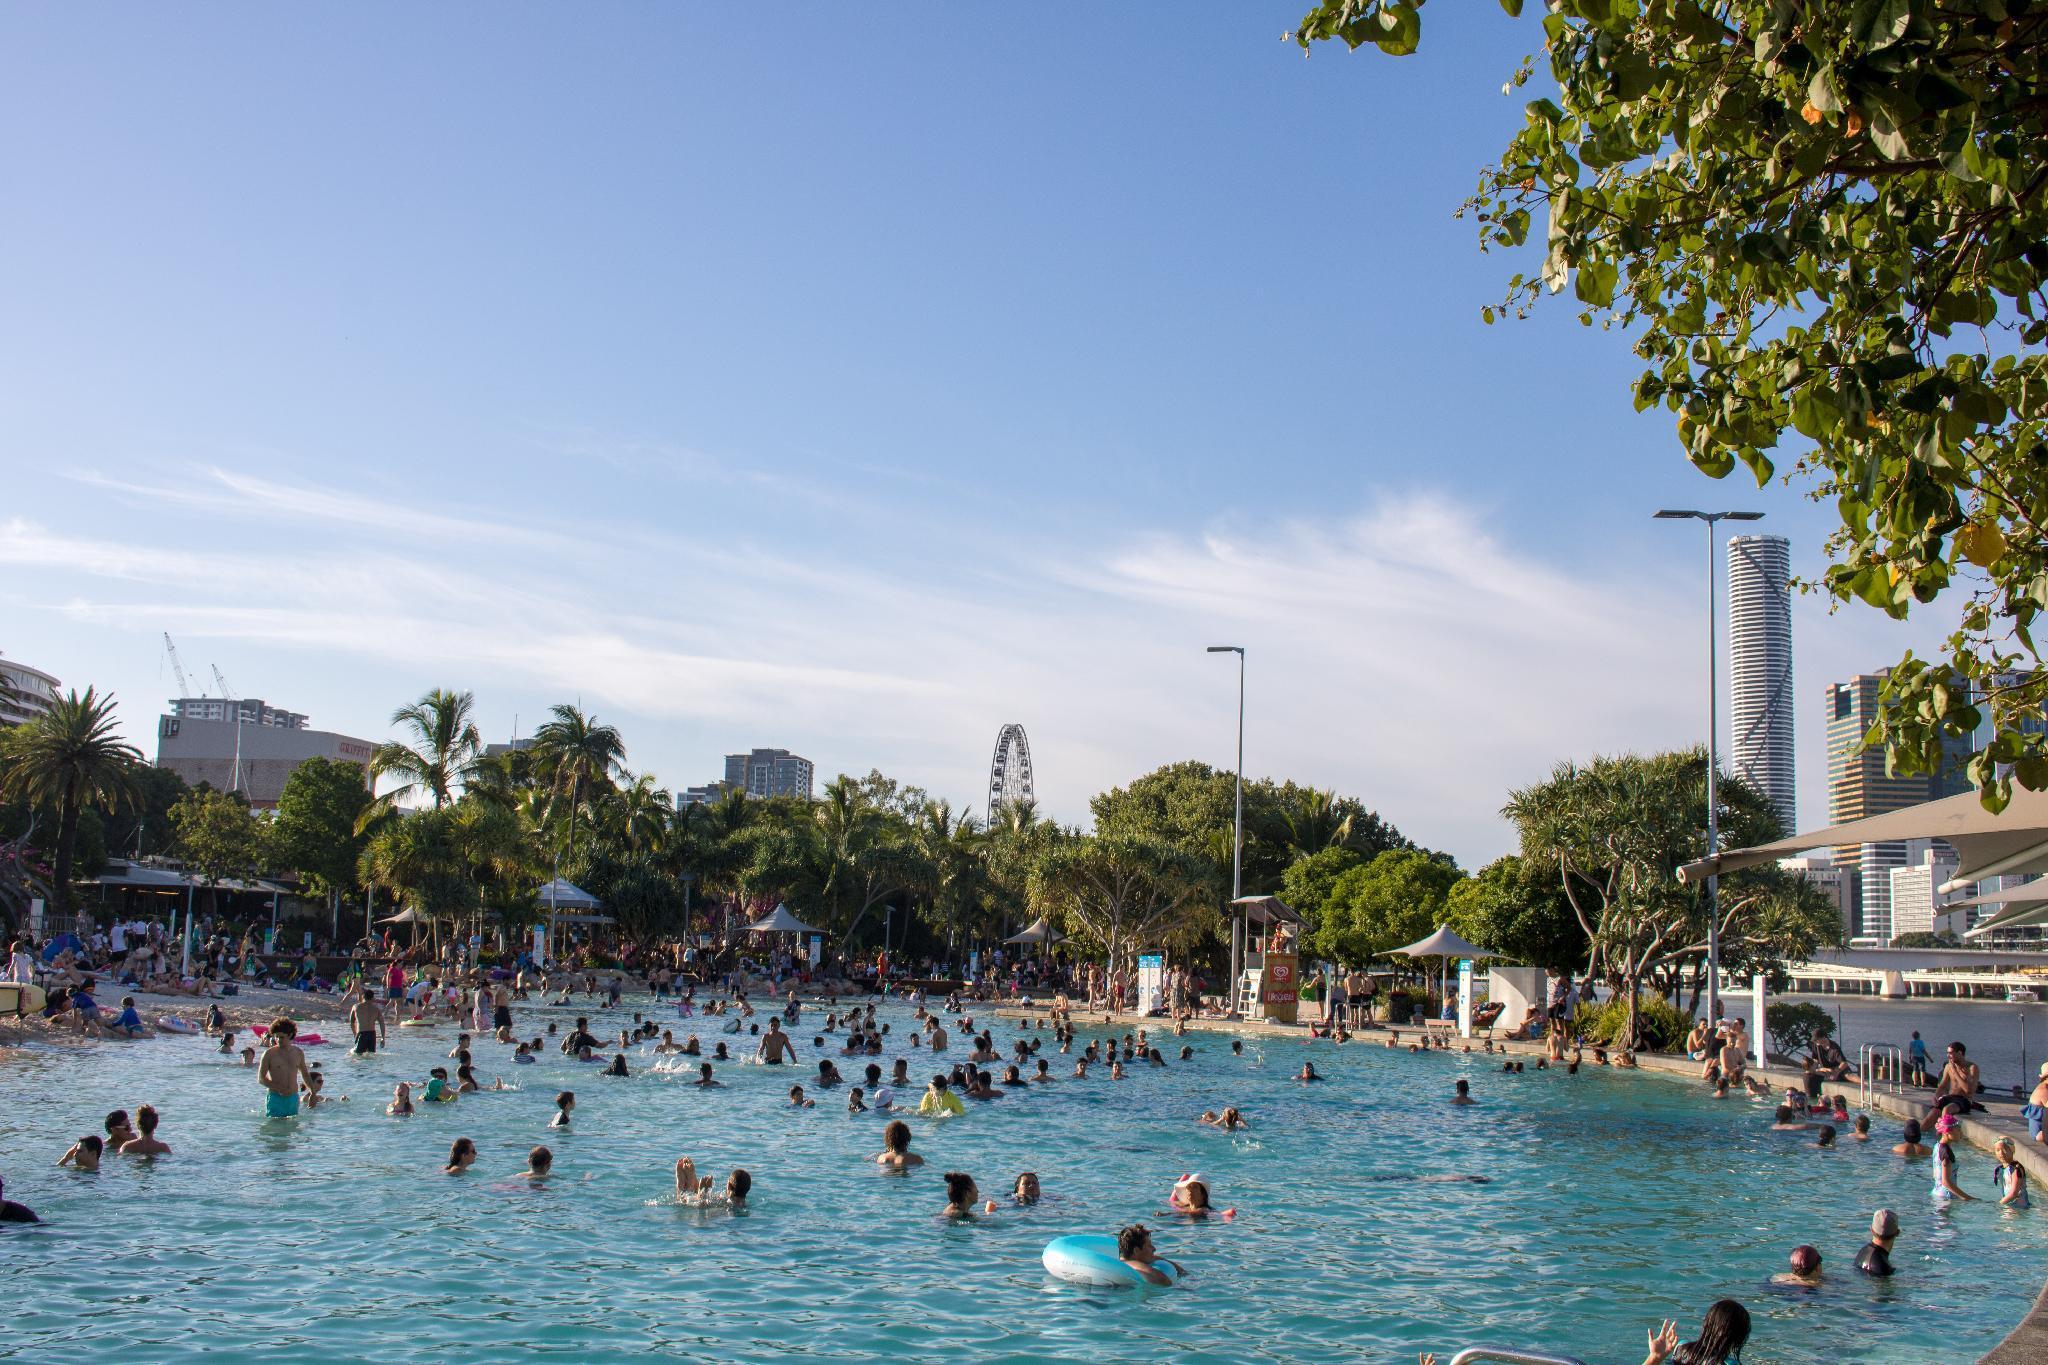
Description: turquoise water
2,999,2044,1363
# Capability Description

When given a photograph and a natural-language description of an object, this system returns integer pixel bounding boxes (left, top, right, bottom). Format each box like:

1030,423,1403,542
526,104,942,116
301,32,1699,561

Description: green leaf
1575,259,1618,307
1852,0,1913,51
1500,0,1524,14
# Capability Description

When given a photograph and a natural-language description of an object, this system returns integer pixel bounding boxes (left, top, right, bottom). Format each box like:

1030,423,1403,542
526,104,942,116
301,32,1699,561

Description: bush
1765,1002,1835,1060
1573,995,1693,1051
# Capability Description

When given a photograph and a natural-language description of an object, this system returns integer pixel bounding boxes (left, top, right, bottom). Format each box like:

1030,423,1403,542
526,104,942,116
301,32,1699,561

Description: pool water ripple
2,1001,2044,1362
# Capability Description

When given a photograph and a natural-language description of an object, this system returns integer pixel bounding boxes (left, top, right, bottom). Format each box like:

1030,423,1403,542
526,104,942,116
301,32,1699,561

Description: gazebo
1391,924,1498,1017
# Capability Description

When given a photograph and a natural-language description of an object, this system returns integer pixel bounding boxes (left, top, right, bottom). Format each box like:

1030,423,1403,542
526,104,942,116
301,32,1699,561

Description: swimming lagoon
2,999,2042,1362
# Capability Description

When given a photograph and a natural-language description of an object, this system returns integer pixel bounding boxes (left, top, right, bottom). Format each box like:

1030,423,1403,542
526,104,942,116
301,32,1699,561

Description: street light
1655,508,1764,1036
1208,645,1246,1017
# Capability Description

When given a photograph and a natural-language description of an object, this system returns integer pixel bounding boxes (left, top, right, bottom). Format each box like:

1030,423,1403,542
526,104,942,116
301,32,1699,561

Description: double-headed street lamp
1654,508,1764,1034
1208,645,1245,1016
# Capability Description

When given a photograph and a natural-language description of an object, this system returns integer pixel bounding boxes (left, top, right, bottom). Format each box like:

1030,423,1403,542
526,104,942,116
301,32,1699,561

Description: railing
1446,1348,1587,1365
1860,1042,1905,1110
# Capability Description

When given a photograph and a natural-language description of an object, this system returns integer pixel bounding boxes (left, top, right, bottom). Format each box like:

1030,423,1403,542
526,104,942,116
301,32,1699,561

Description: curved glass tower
1728,534,1795,834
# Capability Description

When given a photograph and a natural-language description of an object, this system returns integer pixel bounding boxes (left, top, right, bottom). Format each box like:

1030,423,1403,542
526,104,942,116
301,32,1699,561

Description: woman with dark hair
1645,1300,1751,1365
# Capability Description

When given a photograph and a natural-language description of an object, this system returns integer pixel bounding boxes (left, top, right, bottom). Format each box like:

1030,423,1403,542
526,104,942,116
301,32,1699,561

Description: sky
0,4,1961,869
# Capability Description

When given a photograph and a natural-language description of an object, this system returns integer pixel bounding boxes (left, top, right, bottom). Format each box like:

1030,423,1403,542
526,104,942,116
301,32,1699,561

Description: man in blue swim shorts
257,1017,312,1119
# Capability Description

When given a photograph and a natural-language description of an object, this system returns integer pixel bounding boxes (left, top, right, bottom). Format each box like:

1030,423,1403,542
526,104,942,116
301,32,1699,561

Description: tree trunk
53,791,80,915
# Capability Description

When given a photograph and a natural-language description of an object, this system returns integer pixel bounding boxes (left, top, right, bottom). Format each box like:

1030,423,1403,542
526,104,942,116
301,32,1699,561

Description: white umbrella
745,903,823,936
1391,925,1498,1015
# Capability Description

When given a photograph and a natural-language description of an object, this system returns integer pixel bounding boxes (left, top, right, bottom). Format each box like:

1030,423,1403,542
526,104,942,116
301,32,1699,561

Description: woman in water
1643,1299,1750,1365
604,1054,629,1077
941,1171,988,1218
444,1138,477,1174
551,1091,575,1128
875,1119,923,1169
1297,1061,1323,1083
1169,1175,1215,1217
1013,1172,1041,1205
388,1082,414,1116
1993,1136,2031,1209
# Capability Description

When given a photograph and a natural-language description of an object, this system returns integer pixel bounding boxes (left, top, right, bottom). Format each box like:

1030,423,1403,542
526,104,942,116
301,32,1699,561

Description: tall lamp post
1208,645,1246,1017
1654,507,1763,1035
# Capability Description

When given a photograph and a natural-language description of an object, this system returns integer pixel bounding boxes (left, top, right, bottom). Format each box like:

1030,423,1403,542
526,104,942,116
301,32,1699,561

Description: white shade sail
1392,926,1496,959
536,878,602,911
745,903,823,935
1003,916,1067,946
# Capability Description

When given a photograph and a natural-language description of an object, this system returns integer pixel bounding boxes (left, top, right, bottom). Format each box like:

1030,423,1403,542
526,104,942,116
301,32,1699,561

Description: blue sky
0,4,1958,867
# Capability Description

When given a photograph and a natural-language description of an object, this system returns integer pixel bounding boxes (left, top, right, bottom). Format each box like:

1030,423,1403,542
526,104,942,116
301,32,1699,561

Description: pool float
157,1016,198,1034
399,1018,438,1027
721,1018,743,1034
1041,1235,1176,1288
251,1024,327,1046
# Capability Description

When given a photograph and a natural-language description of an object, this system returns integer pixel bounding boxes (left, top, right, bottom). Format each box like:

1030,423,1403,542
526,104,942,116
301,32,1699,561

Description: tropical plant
0,688,141,911
1291,0,2048,805
1573,995,1694,1053
1030,834,1213,974
269,756,372,909
1765,1001,1839,1062
1279,845,1364,937
359,807,473,926
530,703,625,862
169,788,266,912
361,687,485,826
1444,854,1589,974
1312,848,1462,966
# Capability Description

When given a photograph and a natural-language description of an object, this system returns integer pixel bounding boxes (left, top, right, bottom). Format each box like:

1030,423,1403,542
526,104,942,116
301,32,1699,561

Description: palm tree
360,688,485,828
1282,788,1355,860
0,688,141,913
913,798,985,951
530,703,625,863
599,772,670,857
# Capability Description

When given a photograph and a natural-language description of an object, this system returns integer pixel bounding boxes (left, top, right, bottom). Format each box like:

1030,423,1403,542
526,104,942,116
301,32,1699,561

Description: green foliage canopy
1294,0,2048,805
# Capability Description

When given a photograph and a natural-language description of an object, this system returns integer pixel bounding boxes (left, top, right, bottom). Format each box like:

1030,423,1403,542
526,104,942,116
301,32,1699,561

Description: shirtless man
1925,1040,1982,1119
258,1018,314,1119
1116,1224,1179,1286
756,1019,799,1065
1716,1025,1748,1086
926,1020,949,1052
351,989,385,1056
120,1104,172,1157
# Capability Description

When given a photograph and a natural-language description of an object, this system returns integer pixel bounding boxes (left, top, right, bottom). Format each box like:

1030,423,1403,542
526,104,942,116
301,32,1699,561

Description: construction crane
162,633,194,696
211,664,234,699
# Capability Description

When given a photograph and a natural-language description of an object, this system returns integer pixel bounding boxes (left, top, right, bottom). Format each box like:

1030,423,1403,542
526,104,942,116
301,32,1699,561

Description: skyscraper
1727,534,1795,834
723,748,815,800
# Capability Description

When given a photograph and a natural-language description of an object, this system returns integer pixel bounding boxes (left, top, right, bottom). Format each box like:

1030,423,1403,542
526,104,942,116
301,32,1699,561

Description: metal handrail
1860,1042,1905,1109
1447,1349,1587,1365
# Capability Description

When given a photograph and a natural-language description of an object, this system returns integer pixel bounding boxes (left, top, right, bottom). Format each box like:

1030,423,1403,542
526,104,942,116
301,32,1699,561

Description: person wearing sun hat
1856,1209,1899,1277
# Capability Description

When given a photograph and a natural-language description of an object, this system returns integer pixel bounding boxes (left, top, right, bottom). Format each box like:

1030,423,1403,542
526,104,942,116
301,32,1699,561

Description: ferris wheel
987,723,1035,815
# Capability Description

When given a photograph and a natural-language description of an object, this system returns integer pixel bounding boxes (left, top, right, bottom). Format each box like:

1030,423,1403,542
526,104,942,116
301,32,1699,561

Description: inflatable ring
157,1016,198,1034
1042,1235,1176,1287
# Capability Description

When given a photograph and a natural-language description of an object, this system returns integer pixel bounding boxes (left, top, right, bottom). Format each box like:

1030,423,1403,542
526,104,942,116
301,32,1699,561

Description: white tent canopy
1004,916,1067,946
537,879,601,911
745,903,823,936
1392,926,1496,960
1678,786,2048,892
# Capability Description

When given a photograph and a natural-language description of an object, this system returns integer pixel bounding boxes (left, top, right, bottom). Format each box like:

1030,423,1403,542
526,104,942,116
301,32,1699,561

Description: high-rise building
1887,841,1962,941
1727,534,1795,834
1779,855,1853,940
1827,671,1973,941
169,697,308,729
723,749,815,800
0,653,60,728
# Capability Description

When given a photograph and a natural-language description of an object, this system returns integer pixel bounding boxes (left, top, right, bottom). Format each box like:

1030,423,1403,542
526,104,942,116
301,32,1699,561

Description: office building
1887,841,1961,941
0,653,60,727
724,748,815,800
1727,534,1795,834
156,712,374,810
1780,855,1853,940
169,697,308,729
678,783,731,807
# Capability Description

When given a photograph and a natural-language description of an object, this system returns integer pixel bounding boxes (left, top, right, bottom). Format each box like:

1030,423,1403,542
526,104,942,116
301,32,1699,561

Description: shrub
1765,1002,1836,1060
1572,995,1693,1051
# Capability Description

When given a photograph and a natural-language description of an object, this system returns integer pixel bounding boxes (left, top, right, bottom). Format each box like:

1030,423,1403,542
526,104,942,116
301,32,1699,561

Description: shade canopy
1949,878,2048,937
1004,916,1067,946
377,907,430,925
1391,925,1496,960
1229,894,1301,926
1677,786,2048,892
536,878,602,911
745,903,823,936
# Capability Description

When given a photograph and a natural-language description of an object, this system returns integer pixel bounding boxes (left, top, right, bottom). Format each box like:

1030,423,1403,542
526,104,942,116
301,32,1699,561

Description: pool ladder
1445,1349,1586,1365
1859,1042,1905,1110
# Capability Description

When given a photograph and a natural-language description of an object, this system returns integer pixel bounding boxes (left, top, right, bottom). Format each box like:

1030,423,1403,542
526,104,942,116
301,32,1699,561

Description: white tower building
1728,534,1795,833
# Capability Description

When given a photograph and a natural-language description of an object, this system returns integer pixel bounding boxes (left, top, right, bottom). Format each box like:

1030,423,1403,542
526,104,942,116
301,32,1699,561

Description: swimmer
1297,1062,1323,1083
694,1064,722,1088
218,1030,237,1056
1231,1039,1243,1056
1073,1060,1090,1079
120,1104,171,1156
816,1059,843,1087
514,1043,535,1065
1116,1224,1179,1286
1451,1080,1474,1106
1179,1046,1193,1060
847,1087,867,1113
942,1170,991,1218
389,1082,415,1116
520,1146,553,1180
1109,1059,1127,1081
789,1084,815,1108
1893,1119,1930,1157
1013,1172,1041,1205
876,1119,924,1169
422,1068,458,1103
304,1073,345,1108
58,1135,104,1172
1033,1060,1053,1083
1772,1246,1823,1287
240,1047,256,1066
552,1091,575,1127
604,1054,629,1077
919,1075,965,1117
1170,1175,1216,1217
444,1138,477,1174
1852,1114,1870,1142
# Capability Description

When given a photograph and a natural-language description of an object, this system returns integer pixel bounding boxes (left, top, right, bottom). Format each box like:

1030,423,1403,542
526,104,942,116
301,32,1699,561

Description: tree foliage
269,756,371,899
169,788,265,898
1294,0,2048,805
1313,848,1463,965
0,688,142,911
1444,853,1589,973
